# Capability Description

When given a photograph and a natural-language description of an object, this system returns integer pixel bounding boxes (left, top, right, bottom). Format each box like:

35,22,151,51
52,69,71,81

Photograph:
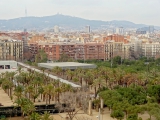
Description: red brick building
29,42,105,61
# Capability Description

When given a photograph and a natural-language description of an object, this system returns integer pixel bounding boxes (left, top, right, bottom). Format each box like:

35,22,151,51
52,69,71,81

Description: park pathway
0,87,13,106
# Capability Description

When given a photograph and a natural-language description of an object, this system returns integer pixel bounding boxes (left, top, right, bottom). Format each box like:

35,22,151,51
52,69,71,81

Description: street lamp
96,108,101,120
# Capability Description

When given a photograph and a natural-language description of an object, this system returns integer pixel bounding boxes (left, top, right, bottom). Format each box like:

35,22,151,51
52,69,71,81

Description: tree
28,112,41,120
57,92,85,120
2,79,13,96
52,66,62,77
41,111,53,120
143,103,160,120
127,114,138,120
14,85,24,99
113,56,122,65
35,49,47,63
44,84,55,104
99,90,122,110
14,97,35,117
111,110,124,120
24,51,33,61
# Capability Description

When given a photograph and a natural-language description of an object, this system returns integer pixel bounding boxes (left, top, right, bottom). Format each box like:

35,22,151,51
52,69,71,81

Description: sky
0,0,160,26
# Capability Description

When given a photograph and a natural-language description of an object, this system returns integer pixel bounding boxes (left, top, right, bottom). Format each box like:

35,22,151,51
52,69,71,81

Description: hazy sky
0,0,160,26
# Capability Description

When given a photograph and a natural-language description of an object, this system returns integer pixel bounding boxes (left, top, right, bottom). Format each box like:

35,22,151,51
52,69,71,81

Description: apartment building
122,44,131,59
35,42,105,61
85,43,105,60
105,40,114,60
0,39,23,61
142,42,160,58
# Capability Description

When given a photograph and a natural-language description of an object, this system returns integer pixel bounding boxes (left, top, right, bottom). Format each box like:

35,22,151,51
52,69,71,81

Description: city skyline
0,0,160,26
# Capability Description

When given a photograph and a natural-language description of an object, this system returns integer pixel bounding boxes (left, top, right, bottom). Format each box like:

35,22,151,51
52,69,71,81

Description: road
18,62,81,88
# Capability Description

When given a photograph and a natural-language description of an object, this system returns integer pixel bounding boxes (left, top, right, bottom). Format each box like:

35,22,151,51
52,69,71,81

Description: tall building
54,25,60,33
115,27,124,35
149,26,154,33
85,26,90,33
22,29,28,53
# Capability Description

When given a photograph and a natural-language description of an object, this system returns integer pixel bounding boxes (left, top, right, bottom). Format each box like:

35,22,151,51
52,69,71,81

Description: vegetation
1,56,160,119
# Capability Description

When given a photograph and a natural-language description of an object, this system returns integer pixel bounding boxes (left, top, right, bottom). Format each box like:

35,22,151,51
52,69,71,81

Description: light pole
96,108,101,120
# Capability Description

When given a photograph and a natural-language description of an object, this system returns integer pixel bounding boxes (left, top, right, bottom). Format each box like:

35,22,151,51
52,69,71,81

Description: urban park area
0,56,160,120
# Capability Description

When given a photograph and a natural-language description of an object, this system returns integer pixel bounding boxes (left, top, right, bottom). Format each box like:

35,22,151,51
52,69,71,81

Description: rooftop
38,62,97,70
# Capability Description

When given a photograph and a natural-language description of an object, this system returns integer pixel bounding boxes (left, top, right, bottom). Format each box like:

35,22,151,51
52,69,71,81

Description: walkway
0,87,13,106
18,62,81,88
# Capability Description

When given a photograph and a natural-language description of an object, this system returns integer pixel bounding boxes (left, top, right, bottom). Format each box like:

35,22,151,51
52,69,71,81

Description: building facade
0,39,23,61
142,42,160,58
35,42,105,61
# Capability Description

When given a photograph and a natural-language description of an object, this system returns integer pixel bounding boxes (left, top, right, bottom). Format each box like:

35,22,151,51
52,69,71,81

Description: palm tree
14,97,35,117
84,71,93,86
25,85,34,100
14,85,24,99
0,78,5,87
37,86,44,100
66,69,74,80
94,77,106,89
28,112,41,120
44,84,55,104
41,111,53,120
40,67,46,74
52,66,62,77
55,87,62,103
77,73,84,86
2,79,13,96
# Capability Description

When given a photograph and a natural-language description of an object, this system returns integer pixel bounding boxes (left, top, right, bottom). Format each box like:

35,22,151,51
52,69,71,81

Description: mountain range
0,14,158,31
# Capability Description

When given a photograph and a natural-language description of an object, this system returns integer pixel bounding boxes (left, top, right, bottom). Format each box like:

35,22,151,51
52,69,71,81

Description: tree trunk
94,87,97,99
80,78,82,86
58,92,60,103
43,94,45,102
10,88,12,97
49,95,51,104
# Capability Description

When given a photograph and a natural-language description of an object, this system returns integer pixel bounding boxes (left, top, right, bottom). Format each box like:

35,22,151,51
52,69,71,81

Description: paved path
0,87,13,106
18,62,81,88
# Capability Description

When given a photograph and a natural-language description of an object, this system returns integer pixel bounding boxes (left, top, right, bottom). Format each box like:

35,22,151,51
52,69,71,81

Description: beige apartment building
105,40,114,60
122,44,131,59
0,39,23,61
104,40,131,60
142,42,160,58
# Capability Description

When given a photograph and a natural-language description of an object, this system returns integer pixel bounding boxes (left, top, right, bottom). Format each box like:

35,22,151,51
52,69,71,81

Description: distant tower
25,8,27,17
54,25,60,33
85,25,90,33
115,27,124,35
149,26,154,33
